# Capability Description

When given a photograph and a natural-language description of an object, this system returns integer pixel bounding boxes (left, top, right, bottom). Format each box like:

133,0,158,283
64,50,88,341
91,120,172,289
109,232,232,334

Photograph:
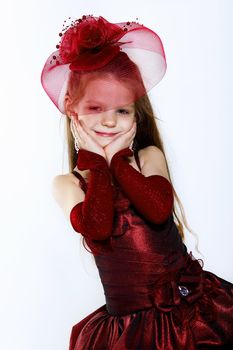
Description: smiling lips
95,131,118,137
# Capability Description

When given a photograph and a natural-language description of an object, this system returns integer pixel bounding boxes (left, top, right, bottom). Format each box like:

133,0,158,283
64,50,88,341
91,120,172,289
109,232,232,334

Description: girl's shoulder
69,168,88,184
137,146,170,181
139,145,163,157
52,169,88,202
51,173,86,219
137,145,162,165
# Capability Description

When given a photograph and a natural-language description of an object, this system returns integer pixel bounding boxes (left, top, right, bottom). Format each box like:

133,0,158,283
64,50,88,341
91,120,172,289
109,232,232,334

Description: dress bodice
68,153,233,348
71,152,202,317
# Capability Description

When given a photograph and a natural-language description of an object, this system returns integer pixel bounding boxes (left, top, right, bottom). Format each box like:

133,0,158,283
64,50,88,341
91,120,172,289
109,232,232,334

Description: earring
70,118,80,153
74,139,80,153
129,140,134,151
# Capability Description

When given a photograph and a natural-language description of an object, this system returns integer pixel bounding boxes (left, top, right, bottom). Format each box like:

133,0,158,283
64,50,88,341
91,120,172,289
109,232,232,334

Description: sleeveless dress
69,151,233,349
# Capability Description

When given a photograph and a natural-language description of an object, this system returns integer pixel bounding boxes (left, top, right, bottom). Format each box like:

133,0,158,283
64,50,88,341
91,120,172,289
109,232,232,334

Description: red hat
40,15,167,115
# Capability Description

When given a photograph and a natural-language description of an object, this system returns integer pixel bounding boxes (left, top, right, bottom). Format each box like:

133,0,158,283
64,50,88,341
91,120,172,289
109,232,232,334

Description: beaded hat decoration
40,15,167,115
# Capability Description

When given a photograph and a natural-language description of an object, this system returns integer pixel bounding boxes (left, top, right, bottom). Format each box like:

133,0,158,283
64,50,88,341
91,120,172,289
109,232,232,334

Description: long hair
62,52,201,256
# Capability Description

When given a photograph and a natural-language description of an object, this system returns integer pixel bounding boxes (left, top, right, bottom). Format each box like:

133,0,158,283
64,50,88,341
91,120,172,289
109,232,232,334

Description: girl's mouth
95,131,119,137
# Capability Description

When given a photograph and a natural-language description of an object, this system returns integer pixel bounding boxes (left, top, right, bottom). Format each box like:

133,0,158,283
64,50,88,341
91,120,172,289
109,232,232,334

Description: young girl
41,15,233,349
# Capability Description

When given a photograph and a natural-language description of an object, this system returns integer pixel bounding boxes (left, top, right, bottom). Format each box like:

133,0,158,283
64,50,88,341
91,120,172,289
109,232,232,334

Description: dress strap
72,170,87,191
134,150,142,172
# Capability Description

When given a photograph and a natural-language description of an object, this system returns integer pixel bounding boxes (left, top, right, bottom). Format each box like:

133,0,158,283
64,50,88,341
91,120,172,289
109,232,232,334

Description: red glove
110,147,174,224
70,149,114,240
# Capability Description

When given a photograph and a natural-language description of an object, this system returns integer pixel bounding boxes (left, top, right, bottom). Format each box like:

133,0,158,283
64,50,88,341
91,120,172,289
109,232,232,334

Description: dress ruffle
69,271,233,349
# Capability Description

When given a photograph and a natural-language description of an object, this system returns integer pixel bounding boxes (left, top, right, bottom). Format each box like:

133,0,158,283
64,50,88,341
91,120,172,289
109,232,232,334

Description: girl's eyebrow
84,100,104,104
84,100,134,109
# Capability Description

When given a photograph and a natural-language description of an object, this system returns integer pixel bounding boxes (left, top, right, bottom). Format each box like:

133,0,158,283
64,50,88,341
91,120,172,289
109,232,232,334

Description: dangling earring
70,118,80,153
129,139,134,151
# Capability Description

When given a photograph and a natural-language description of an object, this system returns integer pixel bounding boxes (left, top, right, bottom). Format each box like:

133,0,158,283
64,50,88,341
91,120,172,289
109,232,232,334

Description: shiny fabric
69,174,233,349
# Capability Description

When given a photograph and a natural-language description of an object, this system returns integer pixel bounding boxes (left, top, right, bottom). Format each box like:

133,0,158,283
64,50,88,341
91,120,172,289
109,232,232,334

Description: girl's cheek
84,121,96,135
79,117,89,127
126,119,135,129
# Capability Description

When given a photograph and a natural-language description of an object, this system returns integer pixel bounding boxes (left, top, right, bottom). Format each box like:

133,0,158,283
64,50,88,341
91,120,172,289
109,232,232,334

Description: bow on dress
148,251,223,326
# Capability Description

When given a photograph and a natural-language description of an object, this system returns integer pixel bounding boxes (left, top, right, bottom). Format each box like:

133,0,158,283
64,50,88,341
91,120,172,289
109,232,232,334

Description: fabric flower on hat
41,14,167,114
59,15,126,71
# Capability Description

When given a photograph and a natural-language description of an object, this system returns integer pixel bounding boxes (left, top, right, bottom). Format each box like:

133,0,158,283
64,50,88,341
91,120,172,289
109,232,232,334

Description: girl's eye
117,109,129,115
88,106,101,112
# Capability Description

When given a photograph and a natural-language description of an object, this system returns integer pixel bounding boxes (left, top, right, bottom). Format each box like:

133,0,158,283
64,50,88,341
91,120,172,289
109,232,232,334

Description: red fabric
68,181,233,349
40,15,167,114
110,147,174,224
69,149,114,241
59,16,126,71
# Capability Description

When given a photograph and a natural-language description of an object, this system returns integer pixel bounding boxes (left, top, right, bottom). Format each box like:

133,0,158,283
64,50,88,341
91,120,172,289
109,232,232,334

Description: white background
0,0,232,349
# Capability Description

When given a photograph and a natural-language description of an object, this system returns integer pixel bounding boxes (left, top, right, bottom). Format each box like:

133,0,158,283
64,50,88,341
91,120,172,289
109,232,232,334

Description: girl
41,15,233,350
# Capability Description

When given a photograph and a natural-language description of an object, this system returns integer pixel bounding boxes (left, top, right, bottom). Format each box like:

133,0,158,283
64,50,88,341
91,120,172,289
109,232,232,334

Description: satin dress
69,151,233,349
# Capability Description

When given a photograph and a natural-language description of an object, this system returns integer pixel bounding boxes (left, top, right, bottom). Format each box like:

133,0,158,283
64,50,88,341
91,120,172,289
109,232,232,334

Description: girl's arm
110,147,174,224
70,149,114,240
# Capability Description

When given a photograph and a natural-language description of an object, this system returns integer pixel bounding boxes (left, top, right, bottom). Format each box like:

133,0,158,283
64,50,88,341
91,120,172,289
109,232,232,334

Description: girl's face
72,77,136,147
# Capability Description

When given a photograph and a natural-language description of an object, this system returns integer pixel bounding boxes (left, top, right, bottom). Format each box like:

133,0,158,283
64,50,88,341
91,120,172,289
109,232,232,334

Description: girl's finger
74,120,85,135
74,120,91,143
75,119,85,130
124,125,134,136
78,121,90,137
128,124,136,135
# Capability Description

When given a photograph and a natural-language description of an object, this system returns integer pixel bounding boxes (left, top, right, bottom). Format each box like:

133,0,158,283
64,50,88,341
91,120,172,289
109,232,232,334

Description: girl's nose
101,110,117,126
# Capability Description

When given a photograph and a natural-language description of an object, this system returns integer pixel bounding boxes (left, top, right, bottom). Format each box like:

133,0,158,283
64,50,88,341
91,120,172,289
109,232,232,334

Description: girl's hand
104,120,137,163
70,116,106,159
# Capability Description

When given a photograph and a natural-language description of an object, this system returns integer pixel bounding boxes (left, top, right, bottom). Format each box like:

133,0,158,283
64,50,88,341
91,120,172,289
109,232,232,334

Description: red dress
69,152,233,350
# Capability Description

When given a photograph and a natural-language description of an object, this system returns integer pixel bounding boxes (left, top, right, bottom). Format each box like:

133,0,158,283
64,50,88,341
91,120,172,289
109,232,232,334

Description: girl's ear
64,94,73,117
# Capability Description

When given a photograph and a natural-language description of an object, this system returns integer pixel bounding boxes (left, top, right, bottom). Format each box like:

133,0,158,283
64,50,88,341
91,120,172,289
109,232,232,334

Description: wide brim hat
40,15,167,115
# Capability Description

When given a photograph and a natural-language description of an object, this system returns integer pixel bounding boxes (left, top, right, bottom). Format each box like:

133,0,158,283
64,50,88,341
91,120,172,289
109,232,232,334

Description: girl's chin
93,134,118,147
98,140,112,147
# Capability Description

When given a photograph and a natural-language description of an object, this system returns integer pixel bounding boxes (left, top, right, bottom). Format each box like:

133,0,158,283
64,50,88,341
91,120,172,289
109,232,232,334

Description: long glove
70,149,114,240
110,147,174,224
